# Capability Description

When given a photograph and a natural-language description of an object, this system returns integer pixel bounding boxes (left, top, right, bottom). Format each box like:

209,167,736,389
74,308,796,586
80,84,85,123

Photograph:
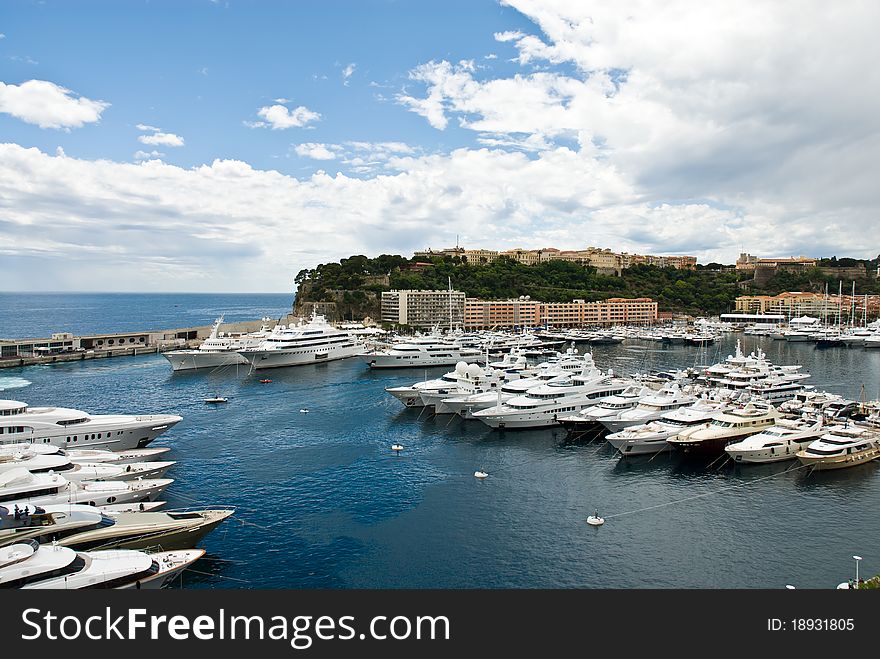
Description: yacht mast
837,280,842,327
850,281,856,328
448,276,453,333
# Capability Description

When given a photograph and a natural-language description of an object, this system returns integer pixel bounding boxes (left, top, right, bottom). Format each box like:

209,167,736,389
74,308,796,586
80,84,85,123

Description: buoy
474,470,488,479
586,510,605,526
392,444,404,452
299,409,310,413
259,379,272,384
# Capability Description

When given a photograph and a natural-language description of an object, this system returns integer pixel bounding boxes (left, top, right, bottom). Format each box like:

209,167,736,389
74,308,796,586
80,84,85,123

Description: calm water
0,292,294,338
2,297,880,588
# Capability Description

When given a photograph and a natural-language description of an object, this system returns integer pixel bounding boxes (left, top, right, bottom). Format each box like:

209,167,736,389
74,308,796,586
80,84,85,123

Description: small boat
587,510,605,526
474,470,488,479
299,408,310,414
391,444,404,452
204,396,228,404
259,379,272,384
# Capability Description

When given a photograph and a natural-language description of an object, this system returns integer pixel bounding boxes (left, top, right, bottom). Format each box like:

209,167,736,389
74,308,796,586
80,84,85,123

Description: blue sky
2,1,879,292
2,0,534,173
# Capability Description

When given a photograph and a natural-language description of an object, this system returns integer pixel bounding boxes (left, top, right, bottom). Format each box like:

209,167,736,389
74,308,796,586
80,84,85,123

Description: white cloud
136,123,161,132
294,143,339,160
138,131,184,147
251,104,321,129
342,63,356,86
273,98,291,104
494,30,524,42
0,80,109,130
134,150,165,160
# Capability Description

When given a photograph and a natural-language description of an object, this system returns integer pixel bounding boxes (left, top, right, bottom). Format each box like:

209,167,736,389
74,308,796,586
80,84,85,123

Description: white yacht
606,398,727,456
557,385,654,435
598,385,698,433
472,368,630,430
419,363,518,414
0,468,171,509
724,417,826,463
237,312,362,369
162,315,272,371
0,539,204,589
360,334,482,369
0,399,182,451
668,403,780,455
796,425,880,470
0,445,174,481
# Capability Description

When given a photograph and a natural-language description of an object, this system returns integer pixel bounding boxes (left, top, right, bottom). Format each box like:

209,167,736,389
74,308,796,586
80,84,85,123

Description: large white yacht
668,403,780,455
0,399,182,451
606,398,727,456
360,334,482,369
0,539,204,589
796,425,880,470
0,468,171,509
0,445,175,482
557,384,654,436
598,385,698,433
163,315,273,372
724,417,826,463
237,312,362,369
472,368,630,430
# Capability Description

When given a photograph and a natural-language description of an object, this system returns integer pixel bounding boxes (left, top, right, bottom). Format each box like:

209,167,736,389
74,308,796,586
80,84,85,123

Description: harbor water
2,294,880,588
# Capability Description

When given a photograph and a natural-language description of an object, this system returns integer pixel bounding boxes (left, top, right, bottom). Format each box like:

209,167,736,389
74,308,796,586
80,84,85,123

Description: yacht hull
240,344,361,369
796,447,880,470
163,350,248,371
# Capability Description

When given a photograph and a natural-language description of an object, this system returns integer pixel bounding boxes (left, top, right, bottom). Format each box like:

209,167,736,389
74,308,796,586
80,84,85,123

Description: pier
0,317,289,369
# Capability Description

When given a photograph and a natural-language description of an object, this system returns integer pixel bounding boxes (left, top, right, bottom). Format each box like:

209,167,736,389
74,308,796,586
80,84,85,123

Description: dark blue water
0,292,294,338
2,298,880,588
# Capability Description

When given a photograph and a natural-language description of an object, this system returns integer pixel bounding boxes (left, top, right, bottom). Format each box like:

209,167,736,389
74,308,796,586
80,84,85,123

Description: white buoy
474,470,488,479
392,444,404,452
299,409,310,413
586,509,605,526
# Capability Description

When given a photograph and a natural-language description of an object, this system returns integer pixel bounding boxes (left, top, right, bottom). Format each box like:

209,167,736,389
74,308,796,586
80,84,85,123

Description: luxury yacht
419,364,519,414
0,468,171,509
237,313,362,369
360,334,482,369
598,385,698,433
557,385,654,436
0,539,203,589
0,446,174,482
668,403,780,455
724,417,826,463
0,399,182,451
472,368,630,430
796,425,880,470
0,503,233,551
162,315,271,371
606,398,726,456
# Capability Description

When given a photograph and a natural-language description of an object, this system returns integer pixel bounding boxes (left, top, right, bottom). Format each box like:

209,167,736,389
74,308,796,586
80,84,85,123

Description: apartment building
381,289,466,328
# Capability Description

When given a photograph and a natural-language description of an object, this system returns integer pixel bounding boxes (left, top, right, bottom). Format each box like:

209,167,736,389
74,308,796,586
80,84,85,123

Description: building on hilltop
381,289,466,328
735,253,818,271
463,297,657,329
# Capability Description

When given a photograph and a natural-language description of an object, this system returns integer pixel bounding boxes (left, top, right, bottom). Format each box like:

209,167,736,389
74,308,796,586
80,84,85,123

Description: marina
3,292,880,589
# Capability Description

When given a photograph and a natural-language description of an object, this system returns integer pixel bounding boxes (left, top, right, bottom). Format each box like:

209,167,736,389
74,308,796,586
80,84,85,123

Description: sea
2,292,880,589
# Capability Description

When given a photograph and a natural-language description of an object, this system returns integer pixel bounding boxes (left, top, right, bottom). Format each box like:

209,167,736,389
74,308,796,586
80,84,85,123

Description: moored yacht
0,399,182,451
360,334,482,369
796,425,880,470
606,398,726,456
557,385,654,436
598,385,698,433
237,312,362,369
162,315,271,371
724,417,826,463
0,539,204,589
0,468,171,509
668,403,780,455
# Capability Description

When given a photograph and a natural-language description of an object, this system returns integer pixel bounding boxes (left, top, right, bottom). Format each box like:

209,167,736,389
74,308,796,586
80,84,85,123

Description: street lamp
853,555,863,588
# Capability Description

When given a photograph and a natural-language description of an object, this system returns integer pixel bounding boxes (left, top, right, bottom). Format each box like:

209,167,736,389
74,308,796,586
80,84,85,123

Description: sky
1,0,879,293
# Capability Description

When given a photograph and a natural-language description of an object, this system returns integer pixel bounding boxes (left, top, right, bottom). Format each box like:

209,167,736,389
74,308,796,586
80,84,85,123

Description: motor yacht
237,312,362,369
557,385,654,436
0,468,172,509
724,416,826,463
668,403,780,455
162,315,271,371
598,385,698,433
0,539,204,589
0,503,233,551
796,425,880,470
0,446,174,481
360,334,482,369
472,369,630,430
0,399,182,451
606,398,727,456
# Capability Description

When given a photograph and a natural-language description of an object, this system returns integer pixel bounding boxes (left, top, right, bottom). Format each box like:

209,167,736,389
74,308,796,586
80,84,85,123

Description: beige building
381,289,466,328
735,292,880,320
735,253,818,271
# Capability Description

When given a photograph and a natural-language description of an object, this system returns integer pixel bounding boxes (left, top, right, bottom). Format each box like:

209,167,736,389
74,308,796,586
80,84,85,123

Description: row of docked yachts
385,341,880,471
0,398,233,589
